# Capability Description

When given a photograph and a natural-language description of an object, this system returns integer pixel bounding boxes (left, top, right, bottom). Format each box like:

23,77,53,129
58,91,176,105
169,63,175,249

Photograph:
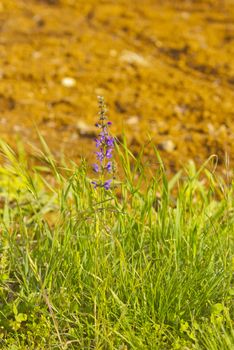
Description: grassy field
0,135,233,349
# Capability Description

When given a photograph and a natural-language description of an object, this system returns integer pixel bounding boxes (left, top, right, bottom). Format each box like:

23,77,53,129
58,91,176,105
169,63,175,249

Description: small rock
120,50,149,67
158,140,176,153
32,51,42,59
126,116,139,125
180,12,190,20
61,77,76,88
13,125,23,132
76,120,96,138
0,118,6,125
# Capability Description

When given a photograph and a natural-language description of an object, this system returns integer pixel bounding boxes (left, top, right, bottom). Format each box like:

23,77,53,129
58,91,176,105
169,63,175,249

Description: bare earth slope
0,0,233,174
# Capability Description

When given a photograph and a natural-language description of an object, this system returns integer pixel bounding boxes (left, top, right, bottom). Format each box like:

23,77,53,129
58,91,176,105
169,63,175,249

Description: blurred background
0,0,233,174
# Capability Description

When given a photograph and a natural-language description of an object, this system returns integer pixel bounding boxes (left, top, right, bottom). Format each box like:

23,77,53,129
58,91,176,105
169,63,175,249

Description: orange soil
0,0,233,176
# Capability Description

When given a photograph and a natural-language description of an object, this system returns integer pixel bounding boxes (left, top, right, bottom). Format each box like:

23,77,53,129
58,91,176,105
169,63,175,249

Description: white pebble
61,77,76,88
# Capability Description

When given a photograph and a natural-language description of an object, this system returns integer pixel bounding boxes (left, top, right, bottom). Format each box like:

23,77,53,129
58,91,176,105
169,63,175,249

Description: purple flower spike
91,96,116,191
103,180,112,190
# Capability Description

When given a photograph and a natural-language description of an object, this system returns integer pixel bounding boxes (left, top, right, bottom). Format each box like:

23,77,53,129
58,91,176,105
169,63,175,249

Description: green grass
0,139,233,349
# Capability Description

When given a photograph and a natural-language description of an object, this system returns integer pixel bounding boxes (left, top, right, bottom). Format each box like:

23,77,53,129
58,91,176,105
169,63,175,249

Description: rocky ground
0,0,233,176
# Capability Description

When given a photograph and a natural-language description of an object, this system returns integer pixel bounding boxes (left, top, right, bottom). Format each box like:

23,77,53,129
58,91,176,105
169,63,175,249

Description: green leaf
15,313,27,323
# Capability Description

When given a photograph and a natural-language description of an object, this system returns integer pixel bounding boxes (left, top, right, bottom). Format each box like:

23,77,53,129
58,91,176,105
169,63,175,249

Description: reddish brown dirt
0,0,233,176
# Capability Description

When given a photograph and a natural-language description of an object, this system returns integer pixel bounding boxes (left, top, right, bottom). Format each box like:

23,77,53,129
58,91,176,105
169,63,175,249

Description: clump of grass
0,102,233,349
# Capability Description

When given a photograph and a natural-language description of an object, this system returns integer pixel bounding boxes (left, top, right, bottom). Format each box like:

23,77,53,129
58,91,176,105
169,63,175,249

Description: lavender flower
95,138,102,148
91,96,116,190
106,136,115,147
103,180,112,190
106,148,112,159
93,164,99,173
96,149,105,162
106,161,112,173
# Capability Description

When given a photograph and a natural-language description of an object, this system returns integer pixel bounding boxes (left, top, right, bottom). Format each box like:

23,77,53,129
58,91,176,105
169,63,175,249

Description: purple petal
100,130,107,137
93,164,99,173
103,180,112,190
91,181,98,188
106,149,112,159
96,150,104,161
106,136,114,147
106,161,112,173
95,138,102,148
